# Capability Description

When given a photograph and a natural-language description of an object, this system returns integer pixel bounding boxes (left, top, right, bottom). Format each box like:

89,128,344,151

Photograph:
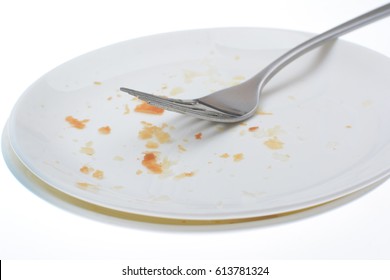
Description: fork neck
251,3,390,90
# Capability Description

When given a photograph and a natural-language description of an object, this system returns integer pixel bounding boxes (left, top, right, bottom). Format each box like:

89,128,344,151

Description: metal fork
121,3,390,123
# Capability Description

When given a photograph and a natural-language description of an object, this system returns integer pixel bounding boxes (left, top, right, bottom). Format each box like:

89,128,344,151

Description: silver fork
121,3,390,123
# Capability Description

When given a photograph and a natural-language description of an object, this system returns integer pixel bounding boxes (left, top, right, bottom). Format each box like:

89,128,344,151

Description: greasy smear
135,101,164,115
65,116,89,129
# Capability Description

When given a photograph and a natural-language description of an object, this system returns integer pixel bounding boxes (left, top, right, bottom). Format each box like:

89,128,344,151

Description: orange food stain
138,122,170,144
98,126,111,135
146,141,159,149
135,101,164,115
248,126,259,131
195,132,202,140
142,152,163,174
65,116,89,129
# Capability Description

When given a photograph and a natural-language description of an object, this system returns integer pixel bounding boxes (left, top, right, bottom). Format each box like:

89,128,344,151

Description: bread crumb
142,152,163,174
219,153,230,158
178,144,187,152
146,141,159,149
233,153,244,162
175,172,195,179
264,137,284,150
124,104,131,115
92,170,104,179
98,126,111,135
80,165,93,174
138,122,171,144
195,132,202,140
65,116,89,129
135,101,164,115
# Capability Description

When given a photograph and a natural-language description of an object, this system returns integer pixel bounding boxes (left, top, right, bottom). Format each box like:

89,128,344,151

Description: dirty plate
7,28,390,220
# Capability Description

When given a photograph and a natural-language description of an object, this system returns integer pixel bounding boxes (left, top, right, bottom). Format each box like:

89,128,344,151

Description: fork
121,3,390,123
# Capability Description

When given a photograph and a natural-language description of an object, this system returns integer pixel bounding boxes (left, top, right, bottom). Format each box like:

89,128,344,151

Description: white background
1,0,390,263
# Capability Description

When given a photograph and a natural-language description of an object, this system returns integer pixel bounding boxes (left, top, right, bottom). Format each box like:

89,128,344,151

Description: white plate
7,28,390,220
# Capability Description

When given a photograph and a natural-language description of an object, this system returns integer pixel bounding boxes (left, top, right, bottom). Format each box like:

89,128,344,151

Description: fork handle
254,3,390,87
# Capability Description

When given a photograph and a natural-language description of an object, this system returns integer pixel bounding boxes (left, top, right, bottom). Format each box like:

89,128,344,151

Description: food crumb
233,153,244,162
124,104,131,115
142,152,163,174
178,144,187,152
219,153,230,158
65,116,89,129
80,141,95,156
138,122,171,143
248,126,259,132
146,140,159,149
256,110,273,115
80,165,93,174
135,101,164,115
92,170,104,179
195,132,202,140
264,137,284,150
345,125,352,128
136,170,143,175
98,126,111,135
175,172,195,179
94,81,102,85
107,96,113,101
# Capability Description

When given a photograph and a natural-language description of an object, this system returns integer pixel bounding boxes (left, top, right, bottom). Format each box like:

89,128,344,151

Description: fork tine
120,88,197,106
120,87,238,120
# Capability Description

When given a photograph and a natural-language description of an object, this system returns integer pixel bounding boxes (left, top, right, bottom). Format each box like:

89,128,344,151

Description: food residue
138,122,171,144
345,125,352,128
80,141,95,156
178,144,187,152
98,126,111,135
146,141,159,149
135,101,164,115
175,172,195,179
80,165,93,174
124,104,131,115
256,110,273,115
248,126,259,132
142,152,163,174
195,132,202,140
65,116,89,129
219,153,230,158
136,170,143,175
233,153,244,162
264,137,284,150
94,81,102,85
92,170,104,180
